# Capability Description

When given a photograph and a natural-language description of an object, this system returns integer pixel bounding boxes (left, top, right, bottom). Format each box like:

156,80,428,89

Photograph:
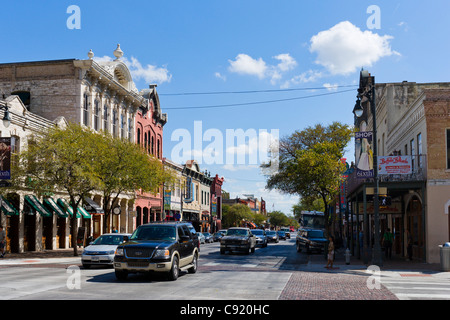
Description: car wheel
168,255,179,281
115,270,128,281
188,253,198,274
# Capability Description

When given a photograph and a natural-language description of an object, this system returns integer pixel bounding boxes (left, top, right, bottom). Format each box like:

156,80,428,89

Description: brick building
134,84,167,226
347,79,450,263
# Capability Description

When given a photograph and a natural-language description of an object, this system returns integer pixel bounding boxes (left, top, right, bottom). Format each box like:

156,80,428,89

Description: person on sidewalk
0,226,6,258
325,236,335,269
382,228,394,259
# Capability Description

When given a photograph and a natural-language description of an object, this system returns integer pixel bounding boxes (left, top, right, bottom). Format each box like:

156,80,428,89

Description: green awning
25,195,52,217
44,198,68,218
78,206,91,219
57,198,80,218
57,198,90,219
0,196,19,216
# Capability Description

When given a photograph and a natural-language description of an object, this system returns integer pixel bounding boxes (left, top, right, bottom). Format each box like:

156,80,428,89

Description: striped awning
25,195,52,217
57,198,91,219
0,196,19,216
44,197,68,218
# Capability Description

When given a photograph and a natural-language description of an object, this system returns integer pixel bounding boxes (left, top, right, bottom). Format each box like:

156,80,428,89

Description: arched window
157,139,161,159
94,99,100,131
103,104,109,132
83,93,89,126
137,128,141,145
151,136,154,155
112,109,117,137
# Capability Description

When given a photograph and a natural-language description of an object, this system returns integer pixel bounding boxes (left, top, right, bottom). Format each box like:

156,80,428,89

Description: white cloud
126,57,172,84
215,72,227,81
228,54,268,79
94,55,172,84
274,53,297,72
309,21,400,75
281,70,323,88
323,83,339,91
227,53,297,84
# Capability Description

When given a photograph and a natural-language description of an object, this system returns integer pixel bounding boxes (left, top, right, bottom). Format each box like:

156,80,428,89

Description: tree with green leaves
91,130,172,233
222,204,253,228
265,122,353,235
13,123,100,256
13,123,172,256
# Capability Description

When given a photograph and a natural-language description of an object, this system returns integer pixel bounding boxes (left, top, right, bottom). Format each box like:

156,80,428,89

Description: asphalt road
0,235,305,300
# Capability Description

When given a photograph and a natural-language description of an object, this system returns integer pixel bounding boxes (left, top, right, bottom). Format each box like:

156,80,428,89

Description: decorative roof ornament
113,44,124,61
87,49,94,60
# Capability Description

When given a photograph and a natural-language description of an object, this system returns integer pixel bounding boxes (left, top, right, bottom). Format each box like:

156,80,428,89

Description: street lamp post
353,69,383,267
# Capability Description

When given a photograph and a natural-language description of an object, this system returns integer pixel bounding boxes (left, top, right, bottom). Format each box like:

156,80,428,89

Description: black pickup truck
114,222,199,281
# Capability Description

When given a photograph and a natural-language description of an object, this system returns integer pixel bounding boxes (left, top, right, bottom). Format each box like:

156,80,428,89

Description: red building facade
210,174,224,232
134,85,167,227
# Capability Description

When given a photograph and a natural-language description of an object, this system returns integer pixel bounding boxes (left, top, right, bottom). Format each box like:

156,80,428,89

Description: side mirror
122,236,129,243
180,235,190,242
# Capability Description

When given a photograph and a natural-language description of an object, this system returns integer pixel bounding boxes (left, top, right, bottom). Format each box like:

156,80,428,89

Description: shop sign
378,156,412,175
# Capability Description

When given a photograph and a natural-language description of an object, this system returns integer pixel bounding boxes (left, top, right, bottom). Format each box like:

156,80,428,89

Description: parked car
202,232,213,243
220,227,257,254
218,229,228,236
266,230,279,243
114,222,199,281
197,232,206,244
251,229,268,247
296,228,328,254
213,232,223,242
81,233,131,269
277,230,287,240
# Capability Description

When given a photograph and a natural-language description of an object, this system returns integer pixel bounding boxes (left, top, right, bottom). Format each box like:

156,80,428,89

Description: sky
1,0,449,215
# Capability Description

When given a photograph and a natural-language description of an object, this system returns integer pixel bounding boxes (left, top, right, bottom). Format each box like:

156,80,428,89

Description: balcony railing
346,155,427,195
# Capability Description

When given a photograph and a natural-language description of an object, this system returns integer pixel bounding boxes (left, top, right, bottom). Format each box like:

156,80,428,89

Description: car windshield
92,235,126,245
277,231,285,234
226,229,248,236
130,226,176,241
266,231,276,235
252,230,264,235
203,233,211,236
308,230,324,238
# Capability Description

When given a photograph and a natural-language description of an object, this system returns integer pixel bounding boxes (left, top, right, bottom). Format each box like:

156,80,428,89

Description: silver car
251,229,268,247
82,233,131,268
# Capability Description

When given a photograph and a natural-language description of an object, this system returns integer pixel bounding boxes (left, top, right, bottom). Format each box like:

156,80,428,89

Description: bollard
345,248,351,265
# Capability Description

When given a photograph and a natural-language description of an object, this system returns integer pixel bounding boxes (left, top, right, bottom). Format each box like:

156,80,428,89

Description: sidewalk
307,248,444,273
0,248,82,265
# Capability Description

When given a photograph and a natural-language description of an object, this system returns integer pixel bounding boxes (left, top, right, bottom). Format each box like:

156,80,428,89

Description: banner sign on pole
355,131,373,178
0,137,11,180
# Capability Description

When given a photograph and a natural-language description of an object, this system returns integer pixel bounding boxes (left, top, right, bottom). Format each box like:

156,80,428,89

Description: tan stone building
0,46,150,252
348,79,450,263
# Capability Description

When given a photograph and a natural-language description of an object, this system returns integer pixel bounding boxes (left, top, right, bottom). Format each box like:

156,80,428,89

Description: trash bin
439,243,450,272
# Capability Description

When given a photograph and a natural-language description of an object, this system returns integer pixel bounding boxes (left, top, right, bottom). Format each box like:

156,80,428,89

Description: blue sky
1,1,449,215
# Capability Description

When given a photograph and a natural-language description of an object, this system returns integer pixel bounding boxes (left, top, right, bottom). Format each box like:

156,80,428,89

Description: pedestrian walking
382,228,394,259
0,226,6,258
325,236,335,269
